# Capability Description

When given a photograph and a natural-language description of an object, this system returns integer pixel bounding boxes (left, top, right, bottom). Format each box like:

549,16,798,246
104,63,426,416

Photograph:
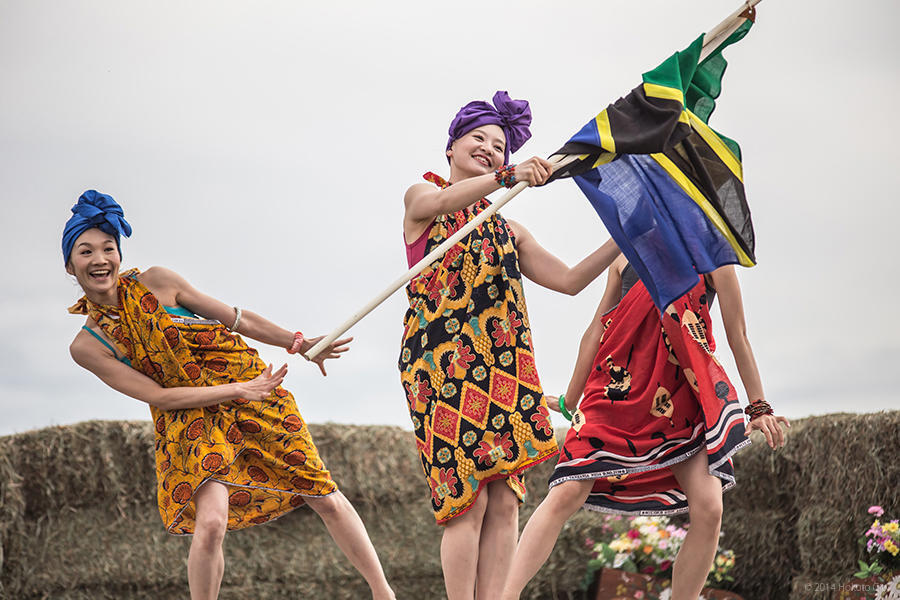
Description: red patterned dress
549,266,750,515
399,173,559,524
69,269,337,534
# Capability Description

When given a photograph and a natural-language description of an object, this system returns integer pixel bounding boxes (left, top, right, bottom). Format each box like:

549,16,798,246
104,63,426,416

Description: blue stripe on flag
574,154,740,308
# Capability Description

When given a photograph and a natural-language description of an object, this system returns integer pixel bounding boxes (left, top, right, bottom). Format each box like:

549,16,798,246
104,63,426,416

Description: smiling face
65,228,121,305
447,124,506,182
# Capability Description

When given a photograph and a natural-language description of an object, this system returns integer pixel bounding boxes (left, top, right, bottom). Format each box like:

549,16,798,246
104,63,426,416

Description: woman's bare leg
440,488,489,600
305,491,396,600
188,480,229,600
474,481,519,600
669,450,723,600
500,479,594,600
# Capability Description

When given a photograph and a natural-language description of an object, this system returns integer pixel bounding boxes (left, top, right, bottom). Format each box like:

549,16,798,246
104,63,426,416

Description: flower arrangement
584,515,736,590
854,505,900,579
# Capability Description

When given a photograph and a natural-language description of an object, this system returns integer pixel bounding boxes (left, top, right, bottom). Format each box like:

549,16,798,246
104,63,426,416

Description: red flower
171,482,193,504
247,465,269,483
491,311,523,347
284,450,307,466
444,271,460,299
291,475,315,490
237,419,261,434
282,414,303,432
183,362,201,380
163,325,180,348
425,272,444,301
480,238,495,263
201,453,224,472
441,245,463,269
185,418,204,440
139,292,159,314
405,375,433,409
446,340,475,378
530,407,553,436
428,467,459,503
206,357,228,372
225,422,243,444
229,490,251,507
473,432,514,466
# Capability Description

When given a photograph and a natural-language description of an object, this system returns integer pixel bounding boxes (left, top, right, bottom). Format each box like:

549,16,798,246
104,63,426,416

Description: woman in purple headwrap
63,191,396,600
399,92,620,599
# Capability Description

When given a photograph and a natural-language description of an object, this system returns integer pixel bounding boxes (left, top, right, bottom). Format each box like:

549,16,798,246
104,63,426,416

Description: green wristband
558,394,573,422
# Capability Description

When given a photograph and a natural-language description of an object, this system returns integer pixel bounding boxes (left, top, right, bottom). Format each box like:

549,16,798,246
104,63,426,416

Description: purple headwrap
62,190,132,264
446,91,532,163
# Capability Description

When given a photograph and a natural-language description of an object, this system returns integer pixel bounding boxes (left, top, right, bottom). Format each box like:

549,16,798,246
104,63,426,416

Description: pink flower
627,529,640,539
869,505,885,517
659,560,673,571
585,538,595,547
641,566,655,574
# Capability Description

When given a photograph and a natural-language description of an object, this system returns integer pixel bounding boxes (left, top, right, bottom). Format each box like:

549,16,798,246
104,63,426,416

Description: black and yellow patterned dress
399,172,559,524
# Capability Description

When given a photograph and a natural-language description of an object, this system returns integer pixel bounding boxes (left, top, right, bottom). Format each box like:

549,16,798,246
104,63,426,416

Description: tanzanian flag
549,17,756,310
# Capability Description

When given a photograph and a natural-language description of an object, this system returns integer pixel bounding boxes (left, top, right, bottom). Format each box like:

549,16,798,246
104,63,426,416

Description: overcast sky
1,0,897,437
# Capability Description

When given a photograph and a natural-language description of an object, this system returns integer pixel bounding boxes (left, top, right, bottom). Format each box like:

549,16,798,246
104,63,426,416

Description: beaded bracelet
744,399,774,419
494,164,517,188
558,393,574,422
286,331,305,354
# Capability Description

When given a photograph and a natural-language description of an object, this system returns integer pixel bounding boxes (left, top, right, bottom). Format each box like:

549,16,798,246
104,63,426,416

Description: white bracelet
230,307,242,331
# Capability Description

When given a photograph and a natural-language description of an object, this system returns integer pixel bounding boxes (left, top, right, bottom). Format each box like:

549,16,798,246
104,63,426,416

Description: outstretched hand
301,336,353,376
745,413,791,449
237,363,288,401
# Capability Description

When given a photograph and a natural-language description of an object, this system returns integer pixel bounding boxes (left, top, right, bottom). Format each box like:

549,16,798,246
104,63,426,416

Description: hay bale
3,413,899,599
727,418,808,511
796,505,861,578
788,575,845,600
788,413,900,511
12,421,156,518
306,423,426,506
720,508,797,600
0,437,26,598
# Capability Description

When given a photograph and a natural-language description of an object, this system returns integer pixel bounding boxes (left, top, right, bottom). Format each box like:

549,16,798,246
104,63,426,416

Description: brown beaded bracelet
744,399,774,419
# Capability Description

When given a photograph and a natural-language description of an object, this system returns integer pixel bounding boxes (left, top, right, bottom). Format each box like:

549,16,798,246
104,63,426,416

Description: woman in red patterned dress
500,255,790,600
63,191,395,600
400,92,619,600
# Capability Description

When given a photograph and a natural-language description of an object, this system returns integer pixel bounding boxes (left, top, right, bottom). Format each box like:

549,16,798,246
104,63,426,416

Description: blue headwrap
62,190,132,264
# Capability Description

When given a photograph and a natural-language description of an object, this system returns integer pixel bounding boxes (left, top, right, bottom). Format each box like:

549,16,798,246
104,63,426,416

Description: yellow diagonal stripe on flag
591,153,617,169
650,153,755,267
686,111,743,182
643,82,685,106
594,110,616,154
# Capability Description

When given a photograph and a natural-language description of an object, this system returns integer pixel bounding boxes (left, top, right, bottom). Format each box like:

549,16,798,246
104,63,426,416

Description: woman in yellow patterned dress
400,92,620,599
63,190,395,600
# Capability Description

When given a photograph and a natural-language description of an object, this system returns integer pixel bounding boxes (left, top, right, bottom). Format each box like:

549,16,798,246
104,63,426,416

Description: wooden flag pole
304,154,578,360
305,0,761,361
701,0,761,61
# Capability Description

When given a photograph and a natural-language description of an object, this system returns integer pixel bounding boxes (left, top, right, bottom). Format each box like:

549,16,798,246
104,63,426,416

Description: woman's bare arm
138,266,351,375
510,220,620,296
70,330,286,410
708,265,789,448
403,157,553,242
548,257,626,413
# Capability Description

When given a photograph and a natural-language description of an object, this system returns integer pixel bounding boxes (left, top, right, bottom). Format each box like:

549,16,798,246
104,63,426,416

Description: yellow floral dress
69,269,337,535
